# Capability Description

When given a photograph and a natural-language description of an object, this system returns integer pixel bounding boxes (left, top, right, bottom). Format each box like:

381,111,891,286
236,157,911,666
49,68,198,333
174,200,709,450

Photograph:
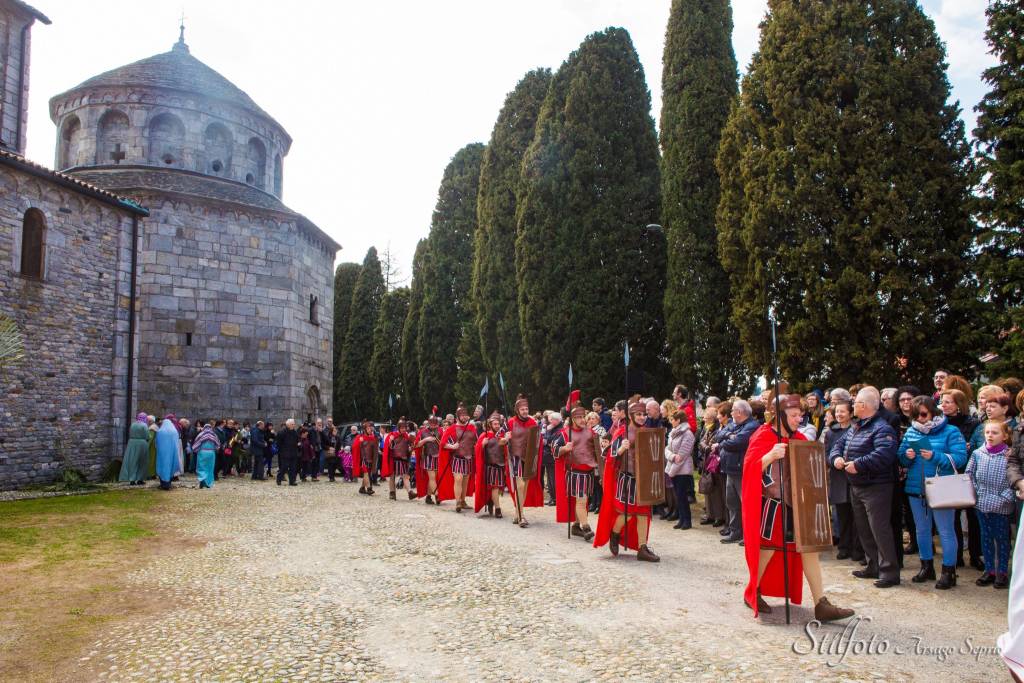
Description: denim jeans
908,495,956,566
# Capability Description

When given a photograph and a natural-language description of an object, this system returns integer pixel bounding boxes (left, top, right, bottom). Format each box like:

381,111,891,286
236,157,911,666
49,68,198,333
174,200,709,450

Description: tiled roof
0,149,147,215
7,0,51,24
50,42,288,142
70,166,338,251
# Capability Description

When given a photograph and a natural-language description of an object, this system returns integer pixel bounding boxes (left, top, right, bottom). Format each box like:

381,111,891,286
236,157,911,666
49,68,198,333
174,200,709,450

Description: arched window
245,137,266,189
273,154,283,197
309,294,319,325
97,110,130,165
204,123,233,176
20,209,45,279
147,113,186,167
58,115,83,170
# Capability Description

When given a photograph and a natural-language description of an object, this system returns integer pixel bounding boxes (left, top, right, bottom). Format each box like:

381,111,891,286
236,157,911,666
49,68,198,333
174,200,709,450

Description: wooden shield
788,440,833,553
634,427,666,506
520,425,541,480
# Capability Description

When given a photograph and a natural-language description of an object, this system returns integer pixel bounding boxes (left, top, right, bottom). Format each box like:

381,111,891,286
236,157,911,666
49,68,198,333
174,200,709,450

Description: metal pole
769,309,791,625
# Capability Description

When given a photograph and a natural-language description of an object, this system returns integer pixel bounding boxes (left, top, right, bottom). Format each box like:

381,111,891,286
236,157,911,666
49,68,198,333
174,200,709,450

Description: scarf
192,426,220,452
985,443,1009,455
912,415,945,435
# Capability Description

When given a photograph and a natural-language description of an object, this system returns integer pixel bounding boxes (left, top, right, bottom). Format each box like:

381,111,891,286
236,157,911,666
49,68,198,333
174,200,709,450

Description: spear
769,305,791,624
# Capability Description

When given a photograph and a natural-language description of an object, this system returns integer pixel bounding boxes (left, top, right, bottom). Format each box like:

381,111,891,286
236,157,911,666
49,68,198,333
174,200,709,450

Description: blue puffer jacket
714,418,758,475
829,412,898,486
897,416,968,495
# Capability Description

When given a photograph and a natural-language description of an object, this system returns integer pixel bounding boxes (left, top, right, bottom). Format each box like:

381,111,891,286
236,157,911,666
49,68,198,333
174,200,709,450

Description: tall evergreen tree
369,287,410,418
517,28,665,406
337,247,385,420
400,239,429,413
331,262,361,421
716,0,978,390
473,68,551,395
661,0,752,397
417,144,485,413
455,319,489,409
974,0,1024,373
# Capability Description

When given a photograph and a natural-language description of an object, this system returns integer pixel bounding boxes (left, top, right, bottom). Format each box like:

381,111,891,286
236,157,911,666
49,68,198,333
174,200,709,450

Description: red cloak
473,430,502,513
593,425,645,551
381,430,412,478
350,434,378,478
437,422,476,502
742,423,804,616
554,426,597,524
505,416,545,509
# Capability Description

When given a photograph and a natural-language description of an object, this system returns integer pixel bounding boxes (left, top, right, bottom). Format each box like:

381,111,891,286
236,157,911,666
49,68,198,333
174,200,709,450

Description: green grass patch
0,490,160,565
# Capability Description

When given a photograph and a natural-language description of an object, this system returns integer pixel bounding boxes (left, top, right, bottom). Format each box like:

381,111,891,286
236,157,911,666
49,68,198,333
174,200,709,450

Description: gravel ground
72,475,1008,682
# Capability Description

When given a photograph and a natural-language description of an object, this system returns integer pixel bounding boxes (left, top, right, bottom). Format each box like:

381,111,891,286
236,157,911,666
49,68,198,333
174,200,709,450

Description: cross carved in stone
110,144,126,164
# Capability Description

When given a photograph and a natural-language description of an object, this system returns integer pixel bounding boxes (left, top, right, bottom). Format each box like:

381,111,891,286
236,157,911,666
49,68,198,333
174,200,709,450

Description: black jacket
714,418,758,476
277,427,300,458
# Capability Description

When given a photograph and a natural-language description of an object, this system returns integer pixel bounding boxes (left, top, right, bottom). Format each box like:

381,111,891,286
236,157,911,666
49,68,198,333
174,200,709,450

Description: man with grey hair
716,399,757,543
830,386,900,588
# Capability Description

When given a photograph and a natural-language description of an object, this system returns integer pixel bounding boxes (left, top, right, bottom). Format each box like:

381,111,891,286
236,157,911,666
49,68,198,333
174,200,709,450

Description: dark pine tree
400,239,429,414
417,144,485,413
974,0,1024,373
370,287,410,418
661,0,753,397
473,68,551,396
517,28,665,406
716,0,978,390
331,262,361,421
337,247,385,420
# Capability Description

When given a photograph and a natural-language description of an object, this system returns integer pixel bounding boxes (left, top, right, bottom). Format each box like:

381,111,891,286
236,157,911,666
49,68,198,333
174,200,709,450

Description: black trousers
325,455,341,481
835,501,864,559
251,451,265,480
277,455,298,485
851,482,899,582
671,474,694,526
543,461,556,502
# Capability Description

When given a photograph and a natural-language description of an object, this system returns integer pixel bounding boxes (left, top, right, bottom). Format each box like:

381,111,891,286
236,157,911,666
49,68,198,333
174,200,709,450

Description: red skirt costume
504,416,545,509
438,422,477,502
555,425,599,524
742,423,804,617
593,423,650,551
381,430,413,478
473,429,506,513
350,433,379,478
414,426,445,499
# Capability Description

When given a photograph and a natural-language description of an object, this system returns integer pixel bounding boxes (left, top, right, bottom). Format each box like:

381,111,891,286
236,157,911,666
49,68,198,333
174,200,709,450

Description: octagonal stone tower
47,32,340,422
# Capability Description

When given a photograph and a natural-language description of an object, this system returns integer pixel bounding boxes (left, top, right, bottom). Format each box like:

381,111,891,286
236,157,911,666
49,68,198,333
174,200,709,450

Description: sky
23,1,995,281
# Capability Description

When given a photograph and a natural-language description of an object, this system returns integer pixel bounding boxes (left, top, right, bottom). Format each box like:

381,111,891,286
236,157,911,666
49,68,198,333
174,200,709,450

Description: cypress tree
455,319,488,409
716,0,978,389
369,287,410,418
337,247,385,420
473,68,551,395
331,262,361,421
417,144,485,413
400,239,429,414
661,0,752,396
974,0,1024,372
517,28,664,406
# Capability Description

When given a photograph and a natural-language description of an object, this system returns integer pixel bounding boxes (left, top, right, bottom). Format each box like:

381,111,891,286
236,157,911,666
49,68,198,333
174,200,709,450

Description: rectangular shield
788,440,833,553
634,427,666,506
520,425,541,480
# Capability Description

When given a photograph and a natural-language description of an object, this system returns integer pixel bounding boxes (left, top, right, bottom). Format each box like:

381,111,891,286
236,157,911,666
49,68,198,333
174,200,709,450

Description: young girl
967,420,1016,589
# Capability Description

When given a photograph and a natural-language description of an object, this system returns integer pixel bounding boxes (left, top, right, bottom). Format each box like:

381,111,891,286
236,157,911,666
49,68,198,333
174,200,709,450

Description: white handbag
923,453,976,509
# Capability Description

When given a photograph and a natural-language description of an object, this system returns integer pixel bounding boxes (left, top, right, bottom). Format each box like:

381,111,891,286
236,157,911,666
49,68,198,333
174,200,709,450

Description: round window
212,160,223,173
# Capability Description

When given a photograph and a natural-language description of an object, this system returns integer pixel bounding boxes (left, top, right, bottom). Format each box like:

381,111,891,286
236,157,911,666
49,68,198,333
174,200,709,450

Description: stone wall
0,165,137,488
127,191,334,424
0,4,32,153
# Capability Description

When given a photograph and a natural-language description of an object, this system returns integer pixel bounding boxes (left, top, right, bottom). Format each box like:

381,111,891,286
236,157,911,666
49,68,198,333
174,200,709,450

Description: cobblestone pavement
75,476,1007,681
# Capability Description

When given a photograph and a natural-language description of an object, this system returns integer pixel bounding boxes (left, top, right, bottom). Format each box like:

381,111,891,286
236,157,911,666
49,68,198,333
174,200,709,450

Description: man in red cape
440,404,477,512
742,394,854,622
382,419,416,501
498,395,544,528
593,402,660,562
351,419,380,496
414,415,449,504
555,405,602,541
473,412,508,516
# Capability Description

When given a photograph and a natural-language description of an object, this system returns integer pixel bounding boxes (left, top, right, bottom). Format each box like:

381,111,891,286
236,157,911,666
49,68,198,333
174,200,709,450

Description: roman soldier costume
415,415,450,504
593,402,660,562
502,395,545,528
555,405,600,541
382,419,416,501
473,412,507,517
351,420,380,496
440,404,477,512
742,394,853,622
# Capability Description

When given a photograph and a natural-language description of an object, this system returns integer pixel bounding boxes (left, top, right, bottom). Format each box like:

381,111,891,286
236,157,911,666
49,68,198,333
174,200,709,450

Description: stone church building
0,1,338,487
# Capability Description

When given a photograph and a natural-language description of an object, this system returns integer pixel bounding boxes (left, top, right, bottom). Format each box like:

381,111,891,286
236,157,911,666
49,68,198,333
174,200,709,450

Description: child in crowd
967,419,1016,588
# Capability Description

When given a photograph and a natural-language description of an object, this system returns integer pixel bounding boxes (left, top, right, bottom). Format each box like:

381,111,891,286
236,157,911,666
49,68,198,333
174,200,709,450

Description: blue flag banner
499,372,506,393
480,377,489,398
388,393,393,408
624,342,630,368
568,364,573,387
